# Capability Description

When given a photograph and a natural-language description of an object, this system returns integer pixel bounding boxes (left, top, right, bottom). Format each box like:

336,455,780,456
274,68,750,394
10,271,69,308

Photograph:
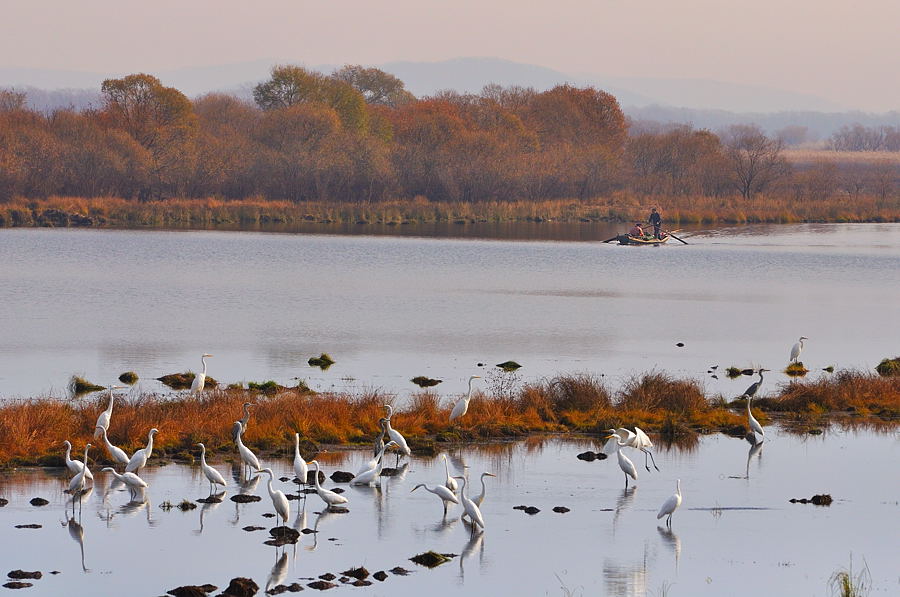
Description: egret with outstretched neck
97,427,129,467
461,471,496,521
234,421,260,477
63,440,94,482
190,354,213,394
196,443,226,494
454,475,484,531
411,483,459,514
441,454,458,493
657,479,683,527
293,433,309,492
604,434,638,488
260,468,290,527
125,428,158,473
790,337,808,363
102,467,148,500
94,385,124,439
310,460,348,509
352,441,397,485
449,376,481,423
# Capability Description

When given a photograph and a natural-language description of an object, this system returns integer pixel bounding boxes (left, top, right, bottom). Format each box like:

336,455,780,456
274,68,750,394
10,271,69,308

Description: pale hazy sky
3,0,899,111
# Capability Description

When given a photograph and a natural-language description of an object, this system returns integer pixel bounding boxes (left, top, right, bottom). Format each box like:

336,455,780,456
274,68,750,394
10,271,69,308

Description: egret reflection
265,551,289,593
61,517,89,572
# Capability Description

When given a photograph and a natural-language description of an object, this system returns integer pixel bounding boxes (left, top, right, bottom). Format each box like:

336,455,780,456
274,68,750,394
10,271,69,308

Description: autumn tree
722,125,789,199
332,65,415,107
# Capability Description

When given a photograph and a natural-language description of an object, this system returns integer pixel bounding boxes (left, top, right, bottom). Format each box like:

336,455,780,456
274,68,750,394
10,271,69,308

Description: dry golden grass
783,149,900,166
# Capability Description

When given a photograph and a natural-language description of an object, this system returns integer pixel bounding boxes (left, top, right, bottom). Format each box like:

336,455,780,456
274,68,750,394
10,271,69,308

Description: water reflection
265,551,289,593
195,491,226,534
613,486,637,532
745,438,764,480
656,526,681,571
458,526,485,581
61,516,89,572
603,553,648,597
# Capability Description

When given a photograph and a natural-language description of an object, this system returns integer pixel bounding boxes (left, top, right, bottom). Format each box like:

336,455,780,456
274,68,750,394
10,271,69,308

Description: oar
664,230,688,245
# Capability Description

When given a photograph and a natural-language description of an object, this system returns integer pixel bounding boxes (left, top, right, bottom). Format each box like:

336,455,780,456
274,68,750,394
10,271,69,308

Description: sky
2,0,899,112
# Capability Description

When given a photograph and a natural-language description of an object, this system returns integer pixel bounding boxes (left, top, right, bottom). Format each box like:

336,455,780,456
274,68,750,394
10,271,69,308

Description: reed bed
2,192,897,231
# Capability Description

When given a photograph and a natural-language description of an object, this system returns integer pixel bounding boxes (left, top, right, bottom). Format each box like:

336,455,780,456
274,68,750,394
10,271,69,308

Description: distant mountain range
3,57,897,138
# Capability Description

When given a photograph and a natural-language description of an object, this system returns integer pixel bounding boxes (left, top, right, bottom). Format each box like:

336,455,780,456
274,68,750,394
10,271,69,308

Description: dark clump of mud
329,471,354,483
409,551,455,568
576,450,607,461
351,580,371,587
553,506,571,513
14,524,41,529
372,571,388,582
266,583,303,594
217,577,258,597
242,526,265,532
496,360,522,371
7,571,41,580
512,505,540,515
168,584,217,597
341,567,368,580
308,353,335,370
118,371,139,385
306,471,326,485
411,376,442,388
0,498,8,507
790,494,833,506
3,582,32,589
389,567,410,576
318,574,335,581
197,496,223,504
29,497,49,506
230,494,262,503
326,506,349,514
307,580,336,590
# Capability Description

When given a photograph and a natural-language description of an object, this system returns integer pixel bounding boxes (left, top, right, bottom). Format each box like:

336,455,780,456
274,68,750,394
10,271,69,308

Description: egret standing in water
373,418,387,458
411,483,459,515
743,369,768,442
97,427,129,467
293,433,309,492
449,376,481,423
125,428,158,473
657,479,683,527
383,405,411,464
68,444,92,499
234,421,260,477
309,460,349,509
196,443,226,494
460,471,496,521
441,454,458,493
190,354,213,394
454,475,484,531
260,468,290,527
63,440,94,483
604,434,638,488
94,385,124,439
790,337,808,363
352,441,397,486
101,467,148,500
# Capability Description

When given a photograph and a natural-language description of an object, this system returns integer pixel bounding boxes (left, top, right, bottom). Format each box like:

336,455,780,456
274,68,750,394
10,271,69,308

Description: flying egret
608,427,660,472
68,444,92,494
190,353,213,393
125,428,158,473
97,427,129,467
196,443,227,494
94,385,124,439
293,433,309,491
449,375,481,423
411,483,459,514
260,468,290,527
383,405,411,463
453,475,485,531
461,472,496,521
352,441,398,485
63,440,93,482
790,337,808,363
234,421,260,476
441,453,458,493
604,434,638,488
101,467,148,500
657,479,683,527
309,460,348,509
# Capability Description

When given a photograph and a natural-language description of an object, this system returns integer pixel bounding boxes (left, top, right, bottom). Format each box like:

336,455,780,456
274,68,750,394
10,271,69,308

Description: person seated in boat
629,222,645,237
648,208,662,239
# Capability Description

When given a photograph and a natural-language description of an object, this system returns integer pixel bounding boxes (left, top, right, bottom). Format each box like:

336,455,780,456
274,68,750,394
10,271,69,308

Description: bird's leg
646,450,660,472
624,473,629,489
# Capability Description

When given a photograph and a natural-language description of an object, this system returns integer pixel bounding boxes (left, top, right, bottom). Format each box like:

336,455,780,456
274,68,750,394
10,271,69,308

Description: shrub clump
308,353,335,370
785,362,809,377
69,376,104,395
118,371,139,385
875,356,900,377
247,381,285,395
157,372,218,389
617,372,709,414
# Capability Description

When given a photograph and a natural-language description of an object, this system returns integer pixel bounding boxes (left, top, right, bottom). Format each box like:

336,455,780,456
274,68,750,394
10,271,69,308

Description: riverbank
1,371,896,468
1,194,898,233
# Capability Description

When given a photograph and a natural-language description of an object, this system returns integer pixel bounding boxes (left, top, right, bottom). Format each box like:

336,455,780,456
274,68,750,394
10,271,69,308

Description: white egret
190,353,213,393
449,375,481,423
125,428,158,473
358,422,390,475
97,427,129,467
460,472,496,521
293,433,309,490
68,444,92,494
608,426,660,472
790,336,808,363
260,468,290,527
101,467,148,500
747,394,765,441
411,483,459,514
352,441,398,486
232,402,255,440
656,479,683,527
234,421,260,476
309,460,349,509
63,440,93,482
196,443,227,494
94,385,124,439
383,405,411,463
604,434,638,488
441,453,458,493
453,475,484,530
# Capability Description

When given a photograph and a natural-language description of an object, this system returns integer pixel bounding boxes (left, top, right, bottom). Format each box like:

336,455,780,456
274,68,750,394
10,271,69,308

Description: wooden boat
616,233,670,245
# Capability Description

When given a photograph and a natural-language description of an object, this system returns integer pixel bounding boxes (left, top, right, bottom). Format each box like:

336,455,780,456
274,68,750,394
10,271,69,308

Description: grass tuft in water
875,356,900,377
785,362,810,377
827,556,871,597
411,376,442,388
308,353,335,370
156,372,218,390
496,360,522,372
69,376,104,396
725,367,743,379
247,381,284,395
118,371,138,385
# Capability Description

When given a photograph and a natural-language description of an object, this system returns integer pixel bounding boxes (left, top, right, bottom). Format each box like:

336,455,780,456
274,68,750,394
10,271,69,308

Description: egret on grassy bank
232,402,255,440
102,467,148,500
411,483,459,515
790,337,808,363
190,354,213,394
196,443,227,494
449,375,481,423
97,427,129,467
604,434,638,488
657,479,682,527
260,468,290,527
125,428,158,473
94,385,125,439
310,460,348,509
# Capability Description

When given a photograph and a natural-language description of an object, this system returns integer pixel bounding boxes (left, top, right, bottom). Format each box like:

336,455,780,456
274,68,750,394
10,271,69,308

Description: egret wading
260,468,290,529
293,433,309,492
309,460,348,509
63,440,94,482
449,375,481,423
461,472,496,521
125,428,158,473
743,369,769,441
657,479,683,527
68,443,92,495
605,434,638,488
790,337,808,363
411,483,459,515
102,467,148,500
352,441,398,486
454,475,485,531
234,421,261,476
196,443,227,494
442,453,458,493
190,353,213,394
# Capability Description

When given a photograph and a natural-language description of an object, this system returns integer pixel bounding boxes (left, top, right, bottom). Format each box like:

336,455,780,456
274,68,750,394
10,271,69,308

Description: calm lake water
0,431,896,596
0,223,898,399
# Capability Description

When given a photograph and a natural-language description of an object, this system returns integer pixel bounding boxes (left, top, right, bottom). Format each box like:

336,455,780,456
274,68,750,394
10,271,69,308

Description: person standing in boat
648,207,662,239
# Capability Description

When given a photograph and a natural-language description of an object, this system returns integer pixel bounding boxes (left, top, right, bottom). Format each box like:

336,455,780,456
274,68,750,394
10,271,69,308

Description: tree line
0,65,897,204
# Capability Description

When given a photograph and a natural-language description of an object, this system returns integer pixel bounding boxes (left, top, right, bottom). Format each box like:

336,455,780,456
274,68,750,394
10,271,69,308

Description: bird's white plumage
352,441,397,485
197,443,226,490
63,440,92,480
102,467,148,498
190,354,213,393
747,395,765,438
68,444,92,493
310,460,349,507
455,475,485,529
293,433,309,486
261,468,290,524
234,423,260,473
383,405,411,457
411,483,459,512
790,337,807,363
449,375,481,423
94,386,118,439
442,454,458,492
657,479,683,525
606,435,638,487
98,427,129,466
125,428,158,473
